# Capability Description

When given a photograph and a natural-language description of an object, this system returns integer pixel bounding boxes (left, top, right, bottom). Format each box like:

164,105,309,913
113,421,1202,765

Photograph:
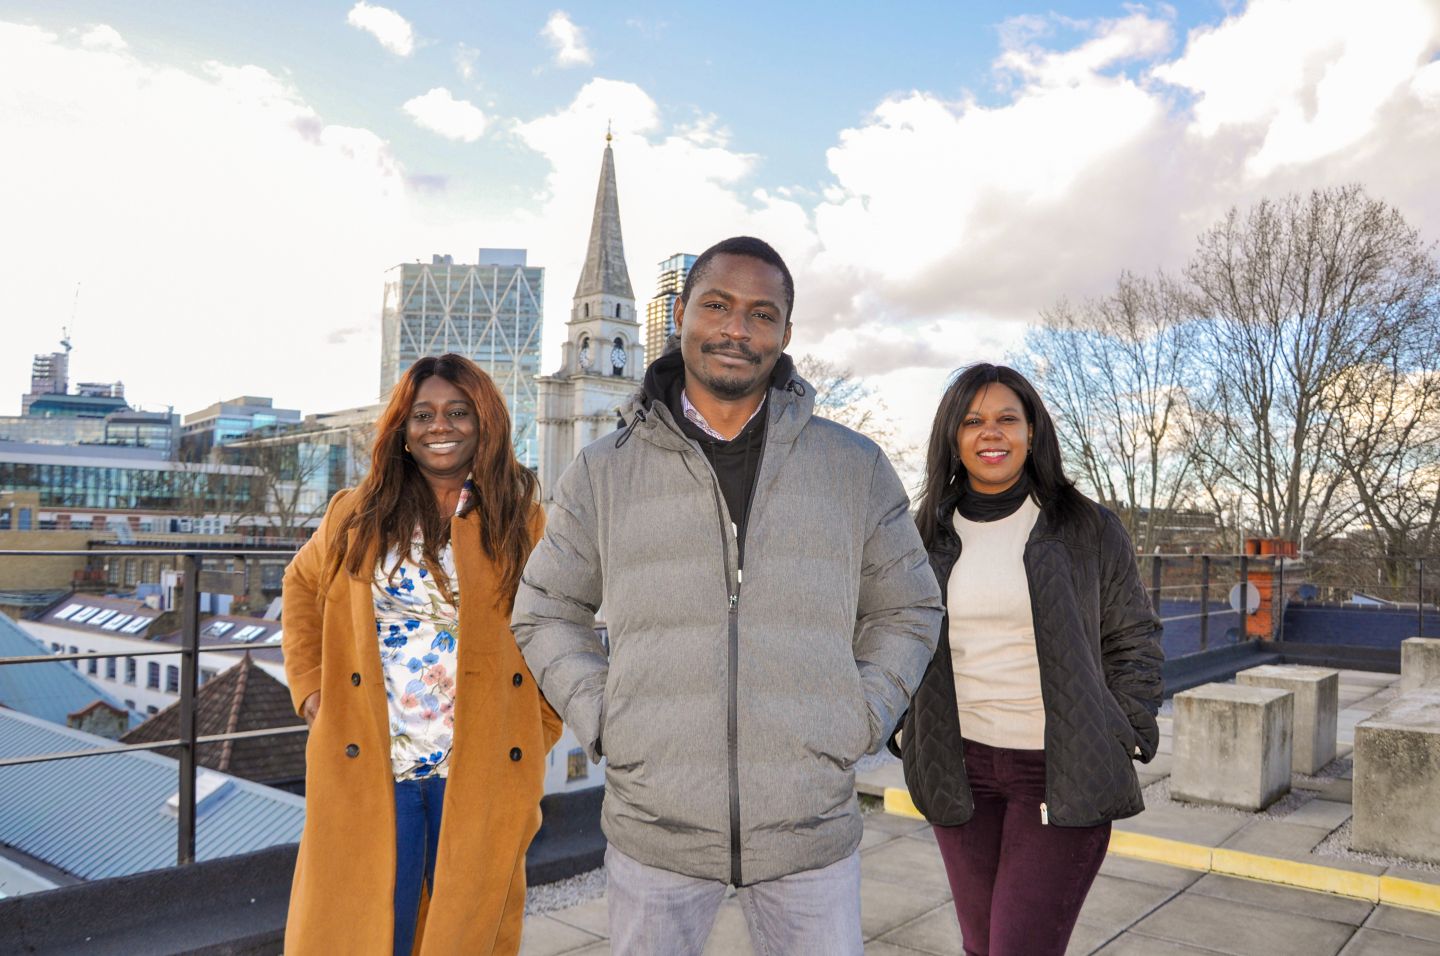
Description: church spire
574,135,634,300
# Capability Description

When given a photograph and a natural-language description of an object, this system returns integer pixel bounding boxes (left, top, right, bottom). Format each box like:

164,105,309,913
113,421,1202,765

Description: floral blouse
373,480,473,781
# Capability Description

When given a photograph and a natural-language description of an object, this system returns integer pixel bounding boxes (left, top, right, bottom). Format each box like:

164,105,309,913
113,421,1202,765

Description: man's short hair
680,236,795,324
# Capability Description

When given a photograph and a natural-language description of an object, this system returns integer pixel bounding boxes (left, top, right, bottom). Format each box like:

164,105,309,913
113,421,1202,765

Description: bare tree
1018,271,1203,552
222,429,336,542
794,355,916,473
1185,185,1440,547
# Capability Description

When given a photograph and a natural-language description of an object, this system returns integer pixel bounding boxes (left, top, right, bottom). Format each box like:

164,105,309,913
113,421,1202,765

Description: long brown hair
328,354,539,607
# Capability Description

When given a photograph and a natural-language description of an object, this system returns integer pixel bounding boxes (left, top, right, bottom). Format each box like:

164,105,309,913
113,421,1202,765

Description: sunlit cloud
542,11,593,67
403,88,487,142
346,1,415,57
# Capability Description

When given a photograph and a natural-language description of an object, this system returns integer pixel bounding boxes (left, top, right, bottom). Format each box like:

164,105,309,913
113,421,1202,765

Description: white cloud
1154,0,1440,176
403,88,487,142
78,24,126,51
0,20,417,417
542,11,593,67
346,2,415,57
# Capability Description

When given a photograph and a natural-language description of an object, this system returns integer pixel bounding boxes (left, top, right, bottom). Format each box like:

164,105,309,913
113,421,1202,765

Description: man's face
674,253,792,404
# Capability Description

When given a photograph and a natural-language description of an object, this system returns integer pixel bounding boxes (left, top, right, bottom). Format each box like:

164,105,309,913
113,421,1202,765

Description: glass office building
644,253,696,365
0,443,261,514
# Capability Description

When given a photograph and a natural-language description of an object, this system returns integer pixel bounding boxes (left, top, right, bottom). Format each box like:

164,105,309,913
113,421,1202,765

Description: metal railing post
1150,555,1163,616
1421,557,1426,637
1238,553,1250,642
1200,556,1211,652
177,553,201,865
1275,555,1285,642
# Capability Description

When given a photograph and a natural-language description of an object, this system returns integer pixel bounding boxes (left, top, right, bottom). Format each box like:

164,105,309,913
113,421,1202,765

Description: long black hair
915,363,1093,548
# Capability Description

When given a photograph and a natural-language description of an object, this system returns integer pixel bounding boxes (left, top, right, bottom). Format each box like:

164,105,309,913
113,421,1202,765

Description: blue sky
2,1,1438,462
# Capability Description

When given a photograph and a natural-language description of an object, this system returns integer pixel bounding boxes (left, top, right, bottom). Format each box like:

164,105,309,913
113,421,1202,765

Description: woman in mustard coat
282,353,561,955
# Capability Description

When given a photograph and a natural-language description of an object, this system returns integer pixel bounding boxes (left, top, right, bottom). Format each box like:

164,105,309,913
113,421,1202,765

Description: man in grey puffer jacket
513,236,942,955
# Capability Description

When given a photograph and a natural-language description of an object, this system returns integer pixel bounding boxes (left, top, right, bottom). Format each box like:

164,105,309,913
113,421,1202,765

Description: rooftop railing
0,545,1433,875
0,547,302,867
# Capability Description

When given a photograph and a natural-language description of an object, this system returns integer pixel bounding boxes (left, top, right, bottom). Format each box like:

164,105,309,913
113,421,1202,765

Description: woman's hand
302,690,321,726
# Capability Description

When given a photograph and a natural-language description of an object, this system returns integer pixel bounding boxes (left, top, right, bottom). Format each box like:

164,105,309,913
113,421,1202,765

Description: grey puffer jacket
512,357,942,885
895,485,1163,828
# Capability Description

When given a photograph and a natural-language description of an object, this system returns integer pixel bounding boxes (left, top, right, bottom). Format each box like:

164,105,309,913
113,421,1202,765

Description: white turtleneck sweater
947,496,1046,750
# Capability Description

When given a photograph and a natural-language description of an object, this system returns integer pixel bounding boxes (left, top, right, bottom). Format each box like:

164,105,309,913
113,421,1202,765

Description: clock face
611,345,627,367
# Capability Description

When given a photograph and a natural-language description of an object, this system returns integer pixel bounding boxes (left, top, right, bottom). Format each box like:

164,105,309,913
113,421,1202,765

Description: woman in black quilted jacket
896,363,1163,956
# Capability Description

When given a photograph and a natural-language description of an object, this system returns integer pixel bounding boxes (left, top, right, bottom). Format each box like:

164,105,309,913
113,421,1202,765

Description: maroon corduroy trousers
931,738,1110,956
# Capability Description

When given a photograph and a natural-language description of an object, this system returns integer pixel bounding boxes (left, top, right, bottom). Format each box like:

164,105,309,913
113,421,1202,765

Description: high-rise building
644,253,697,365
378,249,544,468
29,351,68,397
535,135,643,499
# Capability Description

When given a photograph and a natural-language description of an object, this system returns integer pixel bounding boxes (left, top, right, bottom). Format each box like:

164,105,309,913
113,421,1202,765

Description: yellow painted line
1108,830,1212,871
882,787,924,820
878,787,1440,915
1380,875,1440,913
1211,848,1380,902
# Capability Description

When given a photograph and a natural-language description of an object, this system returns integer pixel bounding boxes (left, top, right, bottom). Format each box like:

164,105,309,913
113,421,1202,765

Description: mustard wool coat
281,490,562,955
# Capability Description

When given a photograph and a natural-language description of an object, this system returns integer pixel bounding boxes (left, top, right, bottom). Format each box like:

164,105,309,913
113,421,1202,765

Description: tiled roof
0,709,304,881
0,613,122,725
121,654,306,786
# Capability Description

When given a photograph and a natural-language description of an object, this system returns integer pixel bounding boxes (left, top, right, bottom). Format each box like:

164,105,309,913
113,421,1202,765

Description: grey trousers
605,844,863,956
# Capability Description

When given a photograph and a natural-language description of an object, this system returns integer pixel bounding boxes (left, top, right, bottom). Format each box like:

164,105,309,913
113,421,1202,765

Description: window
147,705,158,716
200,668,218,686
147,662,161,689
125,699,135,710
69,646,79,669
51,642,61,653
165,665,179,693
122,616,151,634
124,559,138,586
106,657,117,680
71,606,97,623
53,603,82,620
102,614,132,631
125,657,136,685
88,656,98,675
88,609,115,626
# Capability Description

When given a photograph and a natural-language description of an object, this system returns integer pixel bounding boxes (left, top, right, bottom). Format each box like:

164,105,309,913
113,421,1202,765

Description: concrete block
1352,688,1440,864
1237,664,1339,774
1401,638,1440,693
1171,682,1293,811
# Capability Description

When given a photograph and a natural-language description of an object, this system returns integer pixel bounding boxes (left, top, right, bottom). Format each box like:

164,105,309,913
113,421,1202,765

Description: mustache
700,341,762,364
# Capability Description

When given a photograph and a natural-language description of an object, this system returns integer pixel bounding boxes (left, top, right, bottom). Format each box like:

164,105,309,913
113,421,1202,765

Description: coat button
345,744,359,758
509,747,522,762
350,672,361,686
512,673,523,687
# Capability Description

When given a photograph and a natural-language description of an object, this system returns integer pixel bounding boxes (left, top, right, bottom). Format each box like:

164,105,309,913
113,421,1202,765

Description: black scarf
956,471,1033,522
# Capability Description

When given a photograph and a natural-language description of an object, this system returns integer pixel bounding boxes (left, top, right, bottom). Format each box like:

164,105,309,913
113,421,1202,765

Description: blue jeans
605,844,863,956
393,776,446,956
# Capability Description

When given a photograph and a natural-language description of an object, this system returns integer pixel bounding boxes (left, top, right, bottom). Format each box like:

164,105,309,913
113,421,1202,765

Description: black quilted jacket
893,489,1164,827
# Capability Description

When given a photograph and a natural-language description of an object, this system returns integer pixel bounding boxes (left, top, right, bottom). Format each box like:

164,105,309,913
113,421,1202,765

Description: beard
695,341,768,399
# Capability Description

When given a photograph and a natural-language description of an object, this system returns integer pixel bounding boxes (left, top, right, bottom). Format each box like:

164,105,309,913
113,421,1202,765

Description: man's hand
302,690,321,726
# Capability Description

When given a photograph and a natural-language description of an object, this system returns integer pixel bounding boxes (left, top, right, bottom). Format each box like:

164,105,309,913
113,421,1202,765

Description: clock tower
536,133,644,499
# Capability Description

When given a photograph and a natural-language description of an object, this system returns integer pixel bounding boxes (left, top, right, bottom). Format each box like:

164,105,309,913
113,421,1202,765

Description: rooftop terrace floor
522,669,1440,955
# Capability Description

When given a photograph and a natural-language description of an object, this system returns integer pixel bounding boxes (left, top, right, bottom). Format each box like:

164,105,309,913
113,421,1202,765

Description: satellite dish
1229,582,1260,615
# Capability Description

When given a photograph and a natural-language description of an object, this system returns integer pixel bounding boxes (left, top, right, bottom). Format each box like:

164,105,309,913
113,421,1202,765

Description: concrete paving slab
1066,920,1120,955
860,878,953,941
1336,670,1400,688
1074,873,1177,934
1188,872,1373,925
1338,928,1439,955
863,941,932,955
1363,904,1440,944
859,837,953,892
1113,801,1252,847
1218,819,1335,859
856,761,906,798
1092,932,1233,954
547,896,609,937
861,810,931,837
1098,855,1206,891
902,825,937,844
858,824,903,852
876,902,961,955
520,915,606,956
1129,892,1355,955
1281,798,1352,831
